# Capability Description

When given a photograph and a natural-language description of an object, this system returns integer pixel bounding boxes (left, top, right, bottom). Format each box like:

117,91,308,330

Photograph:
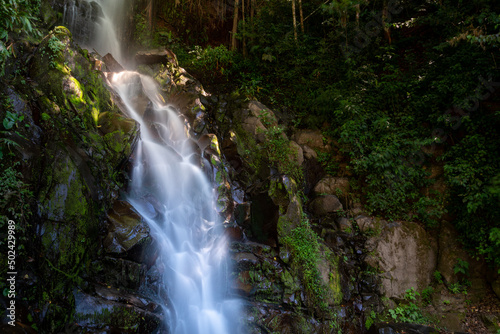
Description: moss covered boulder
2,26,143,332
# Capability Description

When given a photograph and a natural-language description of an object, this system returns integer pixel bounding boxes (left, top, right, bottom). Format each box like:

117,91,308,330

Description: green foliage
387,288,429,324
188,45,235,84
46,35,64,68
365,310,377,330
0,0,40,75
3,110,24,130
0,162,33,247
453,258,469,276
282,216,329,313
433,270,444,284
421,286,434,306
448,281,470,295
260,121,303,184
0,97,25,159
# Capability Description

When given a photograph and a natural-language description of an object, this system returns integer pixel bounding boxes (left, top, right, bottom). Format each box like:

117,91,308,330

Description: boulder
336,217,353,232
289,140,304,166
103,201,157,264
313,176,350,197
74,289,162,332
292,129,330,152
309,195,343,216
135,49,178,66
302,144,318,160
365,221,438,299
437,221,480,285
102,53,124,72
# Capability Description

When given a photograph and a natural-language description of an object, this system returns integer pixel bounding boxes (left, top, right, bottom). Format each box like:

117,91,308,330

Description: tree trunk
231,0,240,50
292,0,297,42
299,0,304,33
250,0,255,45
382,0,392,44
355,4,360,26
242,0,247,56
146,0,155,31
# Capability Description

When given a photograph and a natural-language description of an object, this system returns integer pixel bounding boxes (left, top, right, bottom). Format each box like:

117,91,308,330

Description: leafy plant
188,45,235,83
421,286,434,306
0,0,40,75
365,310,377,330
47,35,64,68
387,288,428,324
453,258,469,276
433,270,444,284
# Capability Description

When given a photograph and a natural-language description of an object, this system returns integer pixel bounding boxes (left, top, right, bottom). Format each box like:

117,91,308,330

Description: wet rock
480,313,500,333
309,195,343,216
225,225,244,241
279,247,291,264
277,194,302,238
234,203,251,228
233,252,260,271
437,221,486,289
355,215,387,233
93,285,161,313
102,53,124,72
74,290,162,333
96,257,148,290
351,202,366,216
234,101,280,144
4,86,42,147
103,201,157,264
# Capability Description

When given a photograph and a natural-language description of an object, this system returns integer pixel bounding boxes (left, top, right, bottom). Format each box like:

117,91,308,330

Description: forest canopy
137,0,500,269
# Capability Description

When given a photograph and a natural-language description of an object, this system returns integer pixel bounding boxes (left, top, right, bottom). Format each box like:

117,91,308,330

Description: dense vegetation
135,0,500,270
1,0,499,294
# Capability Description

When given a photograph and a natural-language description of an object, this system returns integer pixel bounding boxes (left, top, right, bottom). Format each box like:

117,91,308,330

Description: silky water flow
62,1,243,331
108,72,242,334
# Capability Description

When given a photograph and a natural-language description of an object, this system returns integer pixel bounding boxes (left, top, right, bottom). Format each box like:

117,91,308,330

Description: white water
108,72,242,333
63,2,244,330
62,0,125,63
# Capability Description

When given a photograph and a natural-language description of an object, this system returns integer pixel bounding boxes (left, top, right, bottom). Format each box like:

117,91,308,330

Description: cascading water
107,72,242,333
62,0,125,63
63,2,244,331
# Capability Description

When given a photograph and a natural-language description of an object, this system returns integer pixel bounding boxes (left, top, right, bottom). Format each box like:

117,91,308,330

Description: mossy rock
18,27,140,331
74,290,161,333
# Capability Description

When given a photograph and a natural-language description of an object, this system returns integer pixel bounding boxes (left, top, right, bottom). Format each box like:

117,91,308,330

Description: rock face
313,176,350,197
365,221,438,299
0,26,167,332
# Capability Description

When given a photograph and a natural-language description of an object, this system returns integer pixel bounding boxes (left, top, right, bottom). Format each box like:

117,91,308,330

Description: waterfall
62,0,125,63
108,72,242,334
63,2,243,332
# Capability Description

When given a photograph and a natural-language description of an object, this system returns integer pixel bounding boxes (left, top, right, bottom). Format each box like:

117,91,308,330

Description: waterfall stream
63,1,243,332
63,0,125,63
108,72,241,334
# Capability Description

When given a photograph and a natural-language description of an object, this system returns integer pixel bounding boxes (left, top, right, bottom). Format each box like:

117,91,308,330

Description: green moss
66,76,86,109
281,217,329,312
39,154,87,221
328,254,343,303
